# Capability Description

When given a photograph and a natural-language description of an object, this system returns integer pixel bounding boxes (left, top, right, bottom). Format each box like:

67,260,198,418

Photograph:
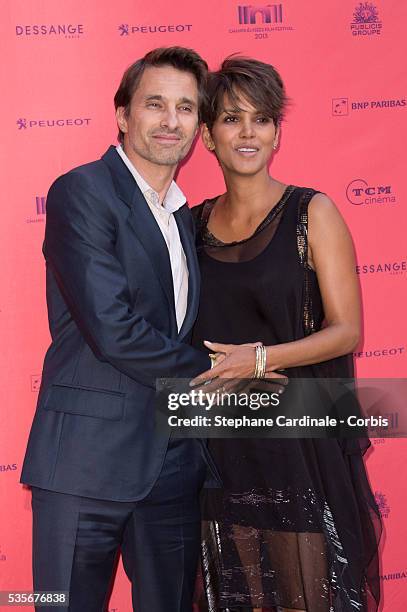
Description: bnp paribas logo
0,463,17,473
31,374,42,391
350,2,382,36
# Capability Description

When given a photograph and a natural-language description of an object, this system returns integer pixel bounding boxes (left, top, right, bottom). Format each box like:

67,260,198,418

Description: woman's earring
273,141,278,150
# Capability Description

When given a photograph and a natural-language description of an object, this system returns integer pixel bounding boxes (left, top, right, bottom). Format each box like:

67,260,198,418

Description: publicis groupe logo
346,179,396,206
31,374,42,391
332,97,406,116
118,23,192,36
350,2,382,36
375,491,390,518
354,347,405,359
16,24,84,38
356,260,407,275
229,4,293,37
27,198,46,224
0,463,17,473
17,117,91,130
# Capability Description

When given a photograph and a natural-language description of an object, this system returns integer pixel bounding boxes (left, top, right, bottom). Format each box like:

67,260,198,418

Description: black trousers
31,438,207,611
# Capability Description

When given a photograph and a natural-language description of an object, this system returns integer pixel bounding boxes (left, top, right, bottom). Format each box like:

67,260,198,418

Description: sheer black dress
191,187,381,612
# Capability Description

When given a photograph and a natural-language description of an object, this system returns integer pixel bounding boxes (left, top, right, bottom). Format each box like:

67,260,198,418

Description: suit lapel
175,205,200,339
102,146,176,320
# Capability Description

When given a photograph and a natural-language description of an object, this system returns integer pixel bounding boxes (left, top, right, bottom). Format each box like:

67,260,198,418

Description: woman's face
203,92,279,177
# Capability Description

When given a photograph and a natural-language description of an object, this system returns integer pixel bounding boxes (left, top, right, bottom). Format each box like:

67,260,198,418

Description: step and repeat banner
1,1,406,610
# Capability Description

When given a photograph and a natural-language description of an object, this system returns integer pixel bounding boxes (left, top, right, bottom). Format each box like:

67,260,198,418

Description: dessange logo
16,24,84,38
356,260,407,275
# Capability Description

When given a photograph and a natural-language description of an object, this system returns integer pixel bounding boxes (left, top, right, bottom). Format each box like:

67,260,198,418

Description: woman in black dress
191,58,381,612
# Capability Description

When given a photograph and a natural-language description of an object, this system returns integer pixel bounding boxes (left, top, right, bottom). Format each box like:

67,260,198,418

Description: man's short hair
114,46,208,143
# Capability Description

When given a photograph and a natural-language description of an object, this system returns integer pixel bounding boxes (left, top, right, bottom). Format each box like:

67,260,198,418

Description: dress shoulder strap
295,188,321,336
296,188,320,270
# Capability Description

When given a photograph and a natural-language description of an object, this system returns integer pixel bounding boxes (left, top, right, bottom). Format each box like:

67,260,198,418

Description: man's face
116,65,200,168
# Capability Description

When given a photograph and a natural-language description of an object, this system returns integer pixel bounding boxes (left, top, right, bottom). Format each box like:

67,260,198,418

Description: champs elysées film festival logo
17,118,91,130
229,4,293,38
350,2,382,36
346,179,396,206
118,22,192,36
27,198,46,225
374,491,390,519
15,23,84,39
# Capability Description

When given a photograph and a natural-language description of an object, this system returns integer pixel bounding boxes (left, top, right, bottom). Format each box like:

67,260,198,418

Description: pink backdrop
1,1,406,610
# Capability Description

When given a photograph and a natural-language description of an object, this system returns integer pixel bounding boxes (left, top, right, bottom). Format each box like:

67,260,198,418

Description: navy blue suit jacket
20,146,213,501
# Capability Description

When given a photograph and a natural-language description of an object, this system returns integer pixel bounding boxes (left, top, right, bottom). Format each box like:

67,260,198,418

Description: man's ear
202,124,215,151
115,107,128,135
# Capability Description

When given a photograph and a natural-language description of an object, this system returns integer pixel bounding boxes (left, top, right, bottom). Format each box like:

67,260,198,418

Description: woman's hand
191,340,287,387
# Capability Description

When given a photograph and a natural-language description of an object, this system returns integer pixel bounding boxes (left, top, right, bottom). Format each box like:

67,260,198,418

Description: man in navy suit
20,47,222,611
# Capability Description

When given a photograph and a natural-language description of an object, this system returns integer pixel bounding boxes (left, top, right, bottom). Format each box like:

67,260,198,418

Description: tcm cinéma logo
346,179,396,206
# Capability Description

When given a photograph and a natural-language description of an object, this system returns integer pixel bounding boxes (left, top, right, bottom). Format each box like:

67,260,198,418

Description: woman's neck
220,170,284,219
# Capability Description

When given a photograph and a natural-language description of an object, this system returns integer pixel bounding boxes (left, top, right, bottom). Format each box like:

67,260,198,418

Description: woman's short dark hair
114,46,208,143
204,56,288,131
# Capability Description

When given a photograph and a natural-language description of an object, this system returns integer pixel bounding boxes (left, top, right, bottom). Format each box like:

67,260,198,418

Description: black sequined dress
191,187,381,612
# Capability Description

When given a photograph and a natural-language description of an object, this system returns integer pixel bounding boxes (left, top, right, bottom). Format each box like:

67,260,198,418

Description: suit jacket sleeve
44,171,210,389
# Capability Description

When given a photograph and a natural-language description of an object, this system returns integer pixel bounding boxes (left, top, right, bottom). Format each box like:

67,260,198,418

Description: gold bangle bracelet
254,345,266,379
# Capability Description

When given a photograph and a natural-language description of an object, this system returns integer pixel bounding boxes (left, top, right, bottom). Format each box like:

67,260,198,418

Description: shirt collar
116,144,186,213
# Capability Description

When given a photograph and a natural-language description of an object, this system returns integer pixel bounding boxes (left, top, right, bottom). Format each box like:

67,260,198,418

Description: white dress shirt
116,145,189,332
